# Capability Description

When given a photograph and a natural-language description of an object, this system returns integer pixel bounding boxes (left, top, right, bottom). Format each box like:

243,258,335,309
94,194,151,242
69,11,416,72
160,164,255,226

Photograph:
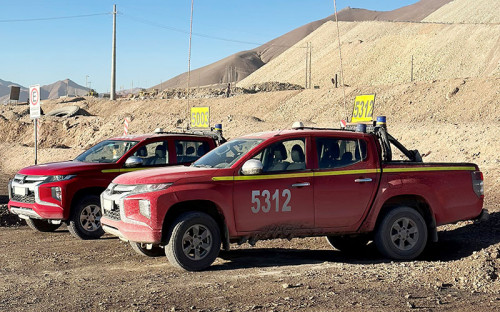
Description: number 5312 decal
251,189,291,213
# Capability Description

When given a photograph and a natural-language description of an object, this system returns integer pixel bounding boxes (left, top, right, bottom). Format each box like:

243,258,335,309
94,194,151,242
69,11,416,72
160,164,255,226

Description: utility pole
85,75,89,95
305,43,309,88
305,42,312,89
186,0,194,114
411,55,414,82
309,42,312,89
110,4,117,100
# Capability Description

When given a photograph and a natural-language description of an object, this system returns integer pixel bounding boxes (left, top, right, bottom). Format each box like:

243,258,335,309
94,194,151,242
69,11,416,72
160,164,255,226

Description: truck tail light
471,171,484,198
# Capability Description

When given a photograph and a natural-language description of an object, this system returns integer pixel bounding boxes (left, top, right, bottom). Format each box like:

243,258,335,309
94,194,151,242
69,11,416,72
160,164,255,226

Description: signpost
190,107,210,129
30,85,41,164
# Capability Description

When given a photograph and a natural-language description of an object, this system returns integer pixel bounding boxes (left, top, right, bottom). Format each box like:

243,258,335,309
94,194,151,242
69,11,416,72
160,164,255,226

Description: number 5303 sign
190,107,210,129
351,94,375,123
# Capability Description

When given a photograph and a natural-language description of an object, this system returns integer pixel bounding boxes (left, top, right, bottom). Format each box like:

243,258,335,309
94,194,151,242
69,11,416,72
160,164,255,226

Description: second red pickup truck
100,122,485,270
8,129,224,240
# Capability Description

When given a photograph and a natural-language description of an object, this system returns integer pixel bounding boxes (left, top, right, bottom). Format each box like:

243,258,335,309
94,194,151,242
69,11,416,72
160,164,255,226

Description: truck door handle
292,182,310,188
355,178,372,183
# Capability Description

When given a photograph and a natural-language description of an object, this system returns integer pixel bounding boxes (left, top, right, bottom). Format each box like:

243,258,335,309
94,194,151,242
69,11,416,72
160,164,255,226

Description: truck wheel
68,195,104,240
165,212,221,271
26,218,61,232
326,235,369,254
130,242,165,257
374,206,428,260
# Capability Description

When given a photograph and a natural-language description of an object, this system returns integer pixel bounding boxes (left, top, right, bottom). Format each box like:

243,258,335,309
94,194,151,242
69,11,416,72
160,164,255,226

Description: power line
0,12,110,23
121,13,309,49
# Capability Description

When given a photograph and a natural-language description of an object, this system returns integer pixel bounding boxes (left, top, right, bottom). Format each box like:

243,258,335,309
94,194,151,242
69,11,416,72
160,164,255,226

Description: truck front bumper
7,177,66,220
8,201,64,220
101,216,162,243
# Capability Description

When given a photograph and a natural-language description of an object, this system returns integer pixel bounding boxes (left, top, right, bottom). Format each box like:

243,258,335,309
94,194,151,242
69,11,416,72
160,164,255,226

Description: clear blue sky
0,1,418,93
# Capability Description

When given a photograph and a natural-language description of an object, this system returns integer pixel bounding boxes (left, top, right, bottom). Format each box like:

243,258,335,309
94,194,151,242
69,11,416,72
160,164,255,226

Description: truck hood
112,166,220,185
18,161,113,176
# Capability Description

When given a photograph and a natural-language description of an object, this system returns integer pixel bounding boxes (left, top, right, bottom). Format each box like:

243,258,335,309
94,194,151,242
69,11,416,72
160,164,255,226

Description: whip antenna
333,0,348,121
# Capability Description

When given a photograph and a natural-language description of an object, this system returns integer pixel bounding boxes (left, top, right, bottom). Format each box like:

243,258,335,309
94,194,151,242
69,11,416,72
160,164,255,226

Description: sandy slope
423,0,500,24
238,21,500,89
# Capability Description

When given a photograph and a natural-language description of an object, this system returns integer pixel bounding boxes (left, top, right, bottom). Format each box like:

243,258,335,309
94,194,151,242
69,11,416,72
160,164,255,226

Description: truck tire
26,218,61,232
374,206,428,260
165,211,221,271
326,235,369,254
68,195,104,240
46,105,80,118
130,242,164,257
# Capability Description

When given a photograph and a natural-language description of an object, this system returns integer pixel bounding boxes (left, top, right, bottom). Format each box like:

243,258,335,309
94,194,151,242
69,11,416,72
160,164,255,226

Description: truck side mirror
124,156,144,168
241,159,263,175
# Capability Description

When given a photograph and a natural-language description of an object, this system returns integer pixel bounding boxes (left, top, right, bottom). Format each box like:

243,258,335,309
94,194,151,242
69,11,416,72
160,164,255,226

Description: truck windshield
75,140,139,163
193,139,263,169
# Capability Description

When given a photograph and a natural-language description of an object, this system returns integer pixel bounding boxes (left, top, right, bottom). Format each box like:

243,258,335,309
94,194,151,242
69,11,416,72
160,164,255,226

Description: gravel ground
0,205,498,312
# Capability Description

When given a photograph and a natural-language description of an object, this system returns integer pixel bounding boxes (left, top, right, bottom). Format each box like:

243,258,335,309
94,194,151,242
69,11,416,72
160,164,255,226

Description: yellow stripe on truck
101,168,149,173
212,166,475,182
383,166,476,173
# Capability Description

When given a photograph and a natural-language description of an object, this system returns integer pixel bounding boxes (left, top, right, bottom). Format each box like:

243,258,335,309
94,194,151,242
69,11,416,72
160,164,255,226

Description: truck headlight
45,175,76,182
139,200,151,219
130,183,173,195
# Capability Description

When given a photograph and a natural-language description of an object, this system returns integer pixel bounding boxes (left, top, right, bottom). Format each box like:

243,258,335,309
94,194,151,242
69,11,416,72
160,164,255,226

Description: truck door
313,136,380,229
233,137,315,233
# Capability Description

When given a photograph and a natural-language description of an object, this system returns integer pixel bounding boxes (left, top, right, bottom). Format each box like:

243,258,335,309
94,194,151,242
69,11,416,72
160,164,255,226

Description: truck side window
316,138,366,169
252,138,306,173
139,141,169,166
175,140,209,163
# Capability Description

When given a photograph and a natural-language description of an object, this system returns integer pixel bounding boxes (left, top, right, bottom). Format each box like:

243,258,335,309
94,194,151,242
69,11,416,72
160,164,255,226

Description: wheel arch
375,194,438,242
161,200,229,250
69,187,106,216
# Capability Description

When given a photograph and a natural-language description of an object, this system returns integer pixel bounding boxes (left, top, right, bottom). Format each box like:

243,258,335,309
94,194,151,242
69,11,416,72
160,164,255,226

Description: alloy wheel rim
80,204,101,232
390,217,419,251
182,224,212,260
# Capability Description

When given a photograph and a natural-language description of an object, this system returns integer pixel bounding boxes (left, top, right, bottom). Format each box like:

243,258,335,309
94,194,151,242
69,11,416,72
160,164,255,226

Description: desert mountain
0,79,88,103
154,0,452,90
239,0,500,88
0,79,26,104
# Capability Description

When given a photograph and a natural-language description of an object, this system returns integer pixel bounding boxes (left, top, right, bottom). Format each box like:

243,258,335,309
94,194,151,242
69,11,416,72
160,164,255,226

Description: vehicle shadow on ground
0,195,8,204
213,211,500,271
422,210,500,262
216,246,382,271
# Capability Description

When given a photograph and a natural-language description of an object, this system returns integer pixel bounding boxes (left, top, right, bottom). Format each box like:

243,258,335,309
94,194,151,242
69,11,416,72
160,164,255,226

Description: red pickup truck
8,129,224,240
100,122,485,271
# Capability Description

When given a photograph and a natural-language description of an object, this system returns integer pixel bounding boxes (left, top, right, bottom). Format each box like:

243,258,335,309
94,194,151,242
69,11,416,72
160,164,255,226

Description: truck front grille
11,193,35,204
103,205,121,221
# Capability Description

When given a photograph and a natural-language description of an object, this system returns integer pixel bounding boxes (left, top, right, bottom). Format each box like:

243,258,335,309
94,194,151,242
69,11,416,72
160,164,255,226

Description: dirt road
0,205,498,312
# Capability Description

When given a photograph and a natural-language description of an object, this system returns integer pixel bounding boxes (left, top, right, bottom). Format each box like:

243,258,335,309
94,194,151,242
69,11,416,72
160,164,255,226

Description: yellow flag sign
351,95,375,123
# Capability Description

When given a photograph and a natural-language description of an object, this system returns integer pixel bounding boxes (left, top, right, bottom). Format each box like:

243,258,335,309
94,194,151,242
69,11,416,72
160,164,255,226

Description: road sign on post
29,85,41,119
29,85,41,164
